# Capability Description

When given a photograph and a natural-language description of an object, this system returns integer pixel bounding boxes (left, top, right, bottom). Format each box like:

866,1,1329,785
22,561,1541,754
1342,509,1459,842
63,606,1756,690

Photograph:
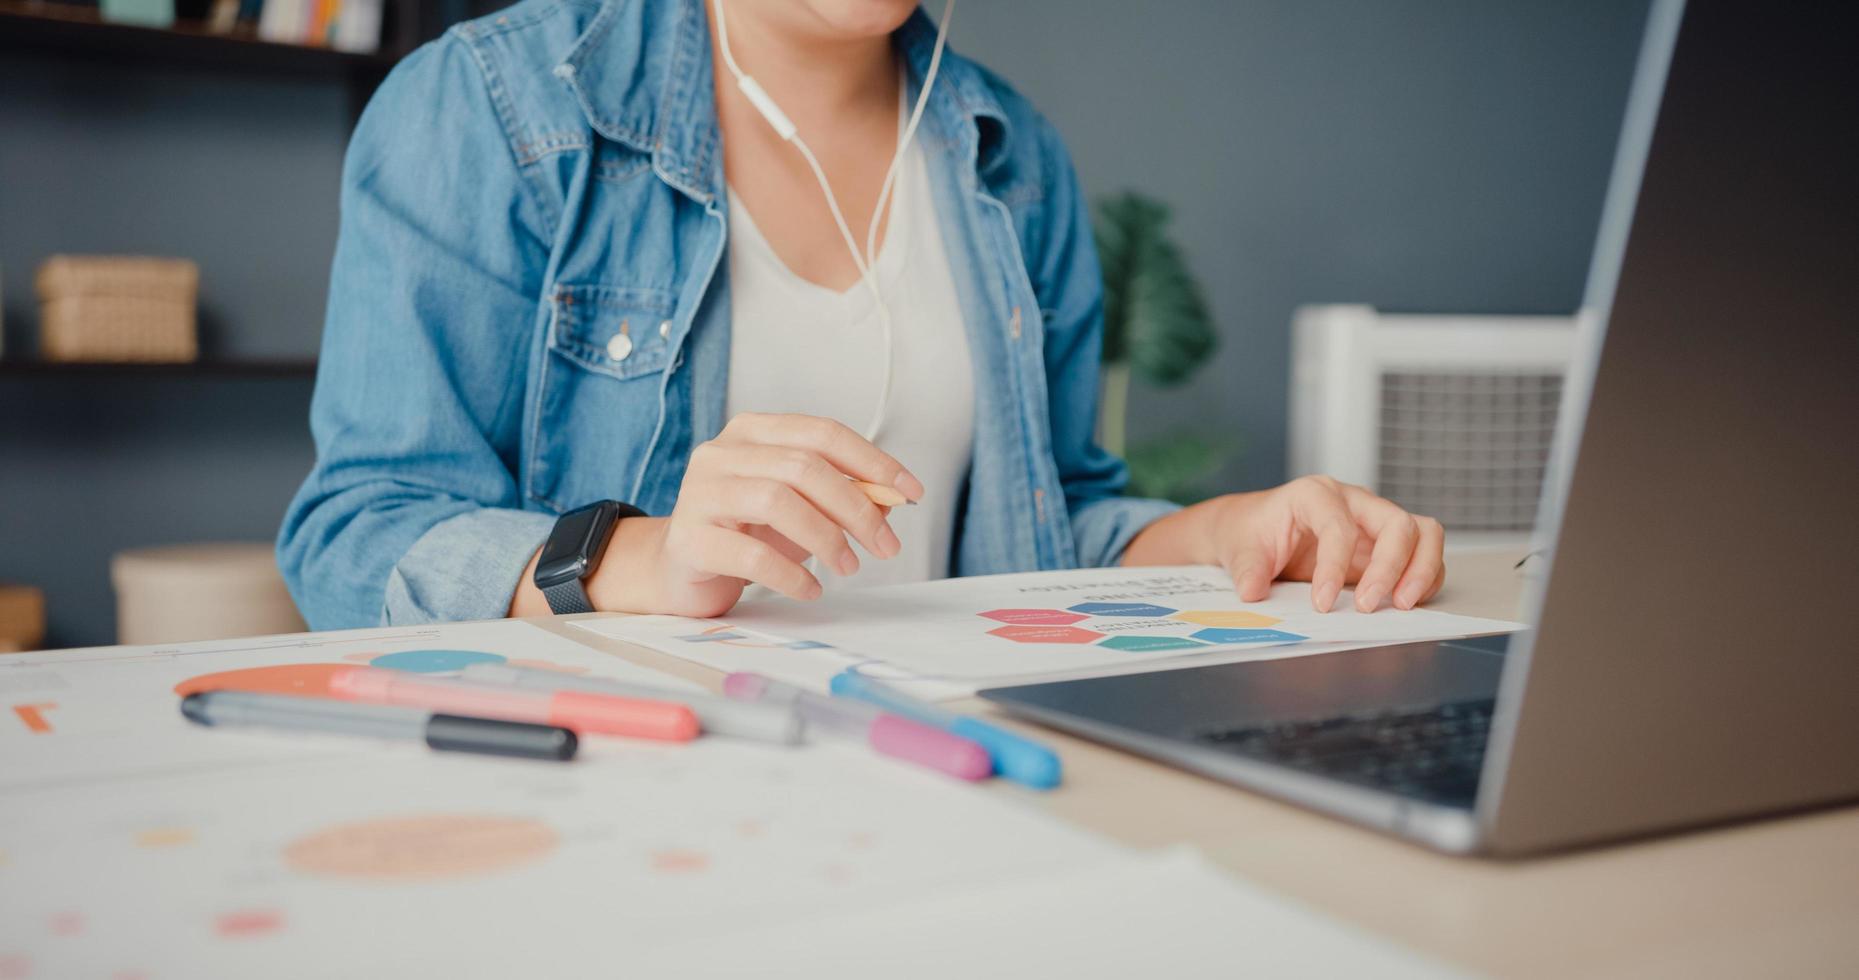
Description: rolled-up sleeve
277,36,553,629
1026,117,1181,568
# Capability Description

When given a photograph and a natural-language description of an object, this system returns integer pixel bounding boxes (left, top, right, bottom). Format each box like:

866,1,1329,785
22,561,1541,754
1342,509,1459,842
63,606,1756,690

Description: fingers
1203,493,1290,602
1229,476,1444,613
1344,487,1419,613
1226,542,1279,603
1423,562,1447,603
722,413,925,500
1393,516,1446,609
684,525,822,601
666,414,922,607
1352,517,1416,612
721,478,860,577
725,445,899,561
1289,479,1358,612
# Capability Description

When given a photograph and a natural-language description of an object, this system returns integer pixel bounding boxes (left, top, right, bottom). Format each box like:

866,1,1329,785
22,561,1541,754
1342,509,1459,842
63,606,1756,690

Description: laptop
981,0,1859,856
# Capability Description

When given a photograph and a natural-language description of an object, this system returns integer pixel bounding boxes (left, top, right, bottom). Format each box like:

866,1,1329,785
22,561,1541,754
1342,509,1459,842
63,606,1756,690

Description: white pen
460,663,803,744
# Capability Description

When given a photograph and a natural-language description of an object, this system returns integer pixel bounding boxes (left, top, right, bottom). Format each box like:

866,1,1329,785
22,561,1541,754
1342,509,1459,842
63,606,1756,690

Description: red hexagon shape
978,608,1089,626
987,624,1104,644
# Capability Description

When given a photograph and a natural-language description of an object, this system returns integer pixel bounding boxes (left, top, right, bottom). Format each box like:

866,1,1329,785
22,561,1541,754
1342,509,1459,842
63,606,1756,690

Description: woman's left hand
1122,476,1446,613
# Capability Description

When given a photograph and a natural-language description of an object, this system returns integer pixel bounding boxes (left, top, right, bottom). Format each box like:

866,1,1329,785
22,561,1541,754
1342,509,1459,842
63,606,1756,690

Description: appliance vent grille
1376,371,1563,531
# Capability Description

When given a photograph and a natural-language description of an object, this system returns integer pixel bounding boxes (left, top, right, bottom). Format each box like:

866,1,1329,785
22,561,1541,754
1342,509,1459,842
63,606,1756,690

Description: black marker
180,690,577,762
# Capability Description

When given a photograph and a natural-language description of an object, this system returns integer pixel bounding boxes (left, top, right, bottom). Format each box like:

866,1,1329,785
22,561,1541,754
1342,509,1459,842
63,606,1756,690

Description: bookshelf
0,358,319,379
0,0,477,648
0,0,413,85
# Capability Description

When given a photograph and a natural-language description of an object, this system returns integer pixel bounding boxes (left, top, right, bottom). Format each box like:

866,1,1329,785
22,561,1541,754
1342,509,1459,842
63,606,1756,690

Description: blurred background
0,0,1650,649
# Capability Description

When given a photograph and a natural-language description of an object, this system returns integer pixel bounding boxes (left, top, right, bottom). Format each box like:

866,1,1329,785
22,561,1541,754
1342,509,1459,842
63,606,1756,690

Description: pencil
850,480,917,507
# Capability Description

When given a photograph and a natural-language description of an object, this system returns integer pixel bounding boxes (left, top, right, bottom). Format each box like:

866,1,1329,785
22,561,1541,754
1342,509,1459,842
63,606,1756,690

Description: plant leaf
1125,430,1240,504
1092,191,1217,386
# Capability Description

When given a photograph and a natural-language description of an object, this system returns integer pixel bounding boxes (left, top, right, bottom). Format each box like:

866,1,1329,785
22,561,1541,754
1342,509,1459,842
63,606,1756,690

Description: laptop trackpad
982,636,1511,741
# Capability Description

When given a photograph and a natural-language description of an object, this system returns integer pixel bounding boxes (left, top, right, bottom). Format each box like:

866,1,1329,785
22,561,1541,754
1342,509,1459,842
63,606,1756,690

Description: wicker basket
0,583,46,653
36,255,199,363
111,542,306,645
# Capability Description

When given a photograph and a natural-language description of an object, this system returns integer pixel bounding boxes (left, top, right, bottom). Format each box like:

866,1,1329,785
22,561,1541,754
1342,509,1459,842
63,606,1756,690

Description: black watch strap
541,578,596,615
535,500,646,616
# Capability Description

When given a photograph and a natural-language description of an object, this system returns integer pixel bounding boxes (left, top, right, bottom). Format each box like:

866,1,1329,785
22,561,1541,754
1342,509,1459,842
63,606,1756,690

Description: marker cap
949,718,1063,790
722,672,770,701
869,715,992,782
424,714,579,761
329,666,398,701
549,690,699,742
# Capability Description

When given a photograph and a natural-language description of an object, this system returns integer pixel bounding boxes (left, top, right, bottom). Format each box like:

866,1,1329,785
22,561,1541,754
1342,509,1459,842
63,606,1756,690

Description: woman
278,0,1445,627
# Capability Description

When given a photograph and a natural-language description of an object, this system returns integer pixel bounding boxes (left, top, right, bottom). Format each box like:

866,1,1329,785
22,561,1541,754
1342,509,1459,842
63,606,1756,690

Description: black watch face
536,503,611,585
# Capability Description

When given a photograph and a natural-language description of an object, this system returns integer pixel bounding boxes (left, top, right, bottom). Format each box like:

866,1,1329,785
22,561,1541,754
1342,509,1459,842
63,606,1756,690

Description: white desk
549,548,1859,979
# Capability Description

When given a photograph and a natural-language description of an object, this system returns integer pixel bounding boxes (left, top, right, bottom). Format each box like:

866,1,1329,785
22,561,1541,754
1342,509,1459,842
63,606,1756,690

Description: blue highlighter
829,671,1063,790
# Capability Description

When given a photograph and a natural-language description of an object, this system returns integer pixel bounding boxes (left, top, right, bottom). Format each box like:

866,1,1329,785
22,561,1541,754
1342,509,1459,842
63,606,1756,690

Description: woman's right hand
588,413,923,618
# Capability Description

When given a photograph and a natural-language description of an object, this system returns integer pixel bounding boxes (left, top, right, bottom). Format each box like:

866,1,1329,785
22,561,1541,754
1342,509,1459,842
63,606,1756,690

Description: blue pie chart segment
369,649,509,674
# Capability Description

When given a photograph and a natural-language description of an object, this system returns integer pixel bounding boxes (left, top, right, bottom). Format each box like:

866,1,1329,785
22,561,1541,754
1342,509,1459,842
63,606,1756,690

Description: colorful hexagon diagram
1097,635,1210,653
978,608,1089,626
1189,627,1308,645
1172,610,1282,629
1066,601,1178,617
988,624,1104,644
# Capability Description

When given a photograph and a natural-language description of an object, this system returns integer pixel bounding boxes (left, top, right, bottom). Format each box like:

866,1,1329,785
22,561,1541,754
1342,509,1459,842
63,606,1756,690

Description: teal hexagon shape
1096,634,1209,653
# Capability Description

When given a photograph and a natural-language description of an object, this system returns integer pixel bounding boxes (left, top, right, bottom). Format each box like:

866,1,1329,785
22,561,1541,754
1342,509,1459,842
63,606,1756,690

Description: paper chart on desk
0,618,700,793
574,565,1526,698
0,735,1123,978
0,620,1126,978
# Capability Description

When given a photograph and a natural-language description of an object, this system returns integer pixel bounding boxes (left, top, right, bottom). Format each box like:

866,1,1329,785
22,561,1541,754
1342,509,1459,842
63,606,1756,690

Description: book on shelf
206,0,238,31
255,0,381,52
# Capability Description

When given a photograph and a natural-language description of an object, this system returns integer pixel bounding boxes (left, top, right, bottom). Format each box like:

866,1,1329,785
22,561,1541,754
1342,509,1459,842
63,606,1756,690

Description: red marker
329,667,698,742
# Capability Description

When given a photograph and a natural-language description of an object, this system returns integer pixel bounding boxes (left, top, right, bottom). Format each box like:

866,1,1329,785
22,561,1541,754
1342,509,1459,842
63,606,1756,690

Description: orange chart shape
172,663,350,699
285,814,557,879
12,702,56,734
1171,610,1283,629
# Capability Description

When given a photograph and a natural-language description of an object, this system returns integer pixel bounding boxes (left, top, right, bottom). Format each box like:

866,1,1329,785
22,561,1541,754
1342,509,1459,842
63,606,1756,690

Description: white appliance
1288,304,1587,535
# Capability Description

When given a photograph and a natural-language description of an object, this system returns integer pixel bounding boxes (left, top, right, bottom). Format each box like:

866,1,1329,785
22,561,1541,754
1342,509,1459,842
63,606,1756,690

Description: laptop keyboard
1194,698,1496,809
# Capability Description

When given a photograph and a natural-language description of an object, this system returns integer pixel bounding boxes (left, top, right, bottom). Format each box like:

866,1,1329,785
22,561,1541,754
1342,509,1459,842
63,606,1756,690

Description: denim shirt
277,0,1179,629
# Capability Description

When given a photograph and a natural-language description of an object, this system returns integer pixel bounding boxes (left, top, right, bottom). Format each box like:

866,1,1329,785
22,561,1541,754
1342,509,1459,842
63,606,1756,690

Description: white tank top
723,136,974,589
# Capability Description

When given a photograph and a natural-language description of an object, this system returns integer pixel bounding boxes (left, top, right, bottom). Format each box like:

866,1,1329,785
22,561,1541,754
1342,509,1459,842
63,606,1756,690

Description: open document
1,619,1470,978
575,565,1525,697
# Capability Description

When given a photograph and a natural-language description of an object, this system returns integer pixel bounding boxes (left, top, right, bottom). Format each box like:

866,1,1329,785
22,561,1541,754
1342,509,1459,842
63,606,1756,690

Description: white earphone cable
865,3,952,273
711,0,955,443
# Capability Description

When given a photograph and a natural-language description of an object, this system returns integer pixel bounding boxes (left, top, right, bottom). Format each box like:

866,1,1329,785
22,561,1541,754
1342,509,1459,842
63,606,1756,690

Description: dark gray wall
1,53,342,648
0,376,318,648
1,2,1648,648
956,0,1650,493
0,55,347,358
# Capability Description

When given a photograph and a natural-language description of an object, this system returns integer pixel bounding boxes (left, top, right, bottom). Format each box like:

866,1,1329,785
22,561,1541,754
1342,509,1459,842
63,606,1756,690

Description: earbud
712,0,957,443
734,75,797,142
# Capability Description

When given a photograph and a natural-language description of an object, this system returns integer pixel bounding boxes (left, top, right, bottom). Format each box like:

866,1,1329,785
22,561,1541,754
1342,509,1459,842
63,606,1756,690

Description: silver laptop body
981,0,1859,856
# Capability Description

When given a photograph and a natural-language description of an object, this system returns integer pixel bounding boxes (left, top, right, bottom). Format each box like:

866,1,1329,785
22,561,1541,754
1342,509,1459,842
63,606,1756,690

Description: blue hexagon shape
1096,635,1209,653
1067,601,1178,617
1189,628,1308,645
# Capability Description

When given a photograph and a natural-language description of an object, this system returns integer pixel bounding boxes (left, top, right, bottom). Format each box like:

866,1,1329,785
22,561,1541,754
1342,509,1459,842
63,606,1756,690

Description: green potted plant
1092,191,1233,502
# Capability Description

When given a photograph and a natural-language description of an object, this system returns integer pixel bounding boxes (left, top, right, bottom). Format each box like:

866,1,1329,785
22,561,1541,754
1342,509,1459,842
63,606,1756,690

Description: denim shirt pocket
527,283,678,510
546,284,676,379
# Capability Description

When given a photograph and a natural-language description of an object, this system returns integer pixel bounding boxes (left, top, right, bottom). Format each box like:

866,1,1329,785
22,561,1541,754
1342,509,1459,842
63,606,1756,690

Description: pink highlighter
723,672,991,782
329,667,698,742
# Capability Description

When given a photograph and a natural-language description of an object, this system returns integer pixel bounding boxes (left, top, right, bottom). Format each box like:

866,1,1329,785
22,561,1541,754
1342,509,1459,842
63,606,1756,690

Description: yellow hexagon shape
1172,610,1282,628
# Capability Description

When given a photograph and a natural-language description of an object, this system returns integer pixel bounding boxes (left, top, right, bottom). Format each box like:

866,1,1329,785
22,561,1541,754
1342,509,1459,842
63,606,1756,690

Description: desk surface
548,548,1859,980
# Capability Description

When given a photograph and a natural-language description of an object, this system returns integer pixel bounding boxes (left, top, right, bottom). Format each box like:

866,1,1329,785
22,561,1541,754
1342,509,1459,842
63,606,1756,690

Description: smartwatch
533,500,646,615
